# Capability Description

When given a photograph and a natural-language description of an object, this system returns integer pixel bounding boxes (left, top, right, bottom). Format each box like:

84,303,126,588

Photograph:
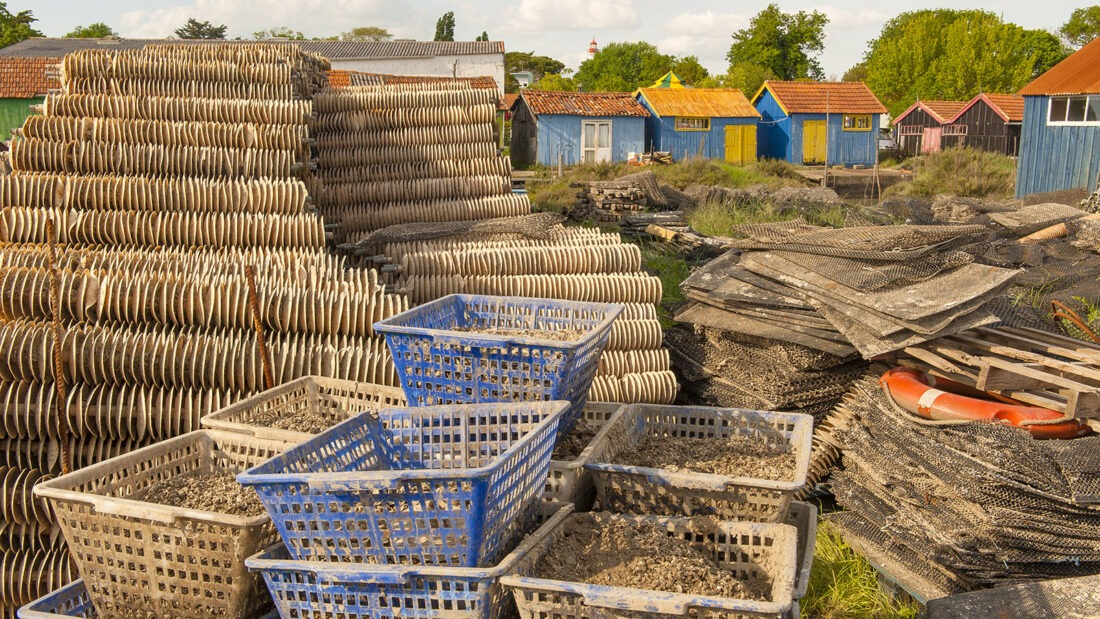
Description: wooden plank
980,357,1098,394
902,346,968,376
949,333,1100,385
1065,391,1100,419
977,363,1054,391
989,327,1100,363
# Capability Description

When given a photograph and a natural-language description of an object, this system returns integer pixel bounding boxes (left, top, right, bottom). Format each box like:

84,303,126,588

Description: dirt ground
139,468,266,516
537,512,771,600
614,433,798,480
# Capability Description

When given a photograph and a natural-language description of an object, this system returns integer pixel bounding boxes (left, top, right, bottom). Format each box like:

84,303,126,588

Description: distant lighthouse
588,38,598,58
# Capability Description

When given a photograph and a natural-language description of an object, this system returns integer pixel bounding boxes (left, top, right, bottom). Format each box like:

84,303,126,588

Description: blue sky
18,1,1083,78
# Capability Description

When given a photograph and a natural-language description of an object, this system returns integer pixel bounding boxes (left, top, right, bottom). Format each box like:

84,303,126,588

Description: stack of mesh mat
358,215,678,405
829,375,1100,598
0,43,407,615
665,324,866,419
677,219,1019,359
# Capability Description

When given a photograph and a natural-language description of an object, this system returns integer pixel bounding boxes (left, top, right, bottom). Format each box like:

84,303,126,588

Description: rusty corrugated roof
520,90,650,117
0,57,59,98
637,88,760,119
757,81,887,114
325,70,496,91
892,99,969,126
1019,36,1100,96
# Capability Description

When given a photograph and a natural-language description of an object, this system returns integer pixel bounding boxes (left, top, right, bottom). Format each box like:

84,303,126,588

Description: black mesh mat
832,376,1100,589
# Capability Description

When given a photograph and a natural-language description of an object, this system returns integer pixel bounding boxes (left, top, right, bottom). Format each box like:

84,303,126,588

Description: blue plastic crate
237,401,568,567
373,294,622,431
246,505,572,619
17,580,279,619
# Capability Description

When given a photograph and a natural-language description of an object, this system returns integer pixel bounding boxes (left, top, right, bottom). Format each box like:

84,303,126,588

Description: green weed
884,147,1015,199
800,523,925,619
687,199,849,236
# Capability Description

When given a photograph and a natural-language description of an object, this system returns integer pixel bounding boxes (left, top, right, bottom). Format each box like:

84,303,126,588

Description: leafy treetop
476,30,488,41
434,11,455,41
726,3,829,86
1060,6,1100,48
252,26,305,40
341,26,392,41
65,22,116,38
174,18,227,39
0,2,42,49
574,41,674,92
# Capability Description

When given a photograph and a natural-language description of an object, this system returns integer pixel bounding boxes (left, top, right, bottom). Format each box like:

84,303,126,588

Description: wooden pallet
896,326,1100,422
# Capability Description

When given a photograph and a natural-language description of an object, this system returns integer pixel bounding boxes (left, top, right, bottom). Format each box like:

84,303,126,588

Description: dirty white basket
34,430,290,619
200,375,406,443
543,402,623,508
585,404,813,522
501,511,799,619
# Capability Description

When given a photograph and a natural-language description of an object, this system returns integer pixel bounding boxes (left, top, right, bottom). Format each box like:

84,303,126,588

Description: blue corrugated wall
646,115,756,160
754,89,880,166
755,90,792,161
1015,96,1100,197
534,115,646,166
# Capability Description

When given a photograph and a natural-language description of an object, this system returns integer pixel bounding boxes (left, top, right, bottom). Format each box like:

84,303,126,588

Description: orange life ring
879,367,1092,440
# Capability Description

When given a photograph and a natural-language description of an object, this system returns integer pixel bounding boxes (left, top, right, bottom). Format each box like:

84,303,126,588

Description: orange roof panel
758,81,887,114
637,88,760,119
892,99,969,125
976,93,1025,122
0,57,59,98
1018,36,1100,95
520,90,650,117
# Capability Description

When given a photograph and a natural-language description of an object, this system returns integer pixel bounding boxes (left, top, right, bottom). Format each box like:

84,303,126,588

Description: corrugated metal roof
892,99,968,125
637,88,760,119
520,90,650,117
756,81,887,114
950,93,1025,123
0,57,59,98
0,37,503,59
342,72,497,90
1018,36,1100,95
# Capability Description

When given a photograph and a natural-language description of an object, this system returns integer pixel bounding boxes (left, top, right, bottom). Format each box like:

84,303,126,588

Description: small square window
1069,97,1088,122
1088,97,1100,122
842,114,871,131
1049,97,1068,122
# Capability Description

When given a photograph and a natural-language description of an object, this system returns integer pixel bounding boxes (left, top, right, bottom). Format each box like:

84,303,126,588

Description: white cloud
117,0,416,40
508,0,639,34
809,6,888,30
659,11,748,74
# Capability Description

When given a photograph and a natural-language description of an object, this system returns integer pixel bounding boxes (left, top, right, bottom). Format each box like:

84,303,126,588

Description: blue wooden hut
635,87,761,164
1015,36,1100,198
509,91,649,167
752,81,886,167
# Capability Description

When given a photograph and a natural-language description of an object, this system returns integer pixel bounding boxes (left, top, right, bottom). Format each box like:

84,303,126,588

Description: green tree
174,18,227,39
475,30,488,41
65,22,116,38
864,10,1069,116
727,4,829,82
719,62,776,97
434,11,455,41
671,55,709,86
574,41,674,92
842,62,868,82
0,2,42,49
506,51,565,79
253,26,305,40
341,26,392,41
530,73,577,91
1060,6,1100,48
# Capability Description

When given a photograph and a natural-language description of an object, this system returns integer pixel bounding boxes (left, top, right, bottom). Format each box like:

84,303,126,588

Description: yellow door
724,125,757,165
802,120,827,164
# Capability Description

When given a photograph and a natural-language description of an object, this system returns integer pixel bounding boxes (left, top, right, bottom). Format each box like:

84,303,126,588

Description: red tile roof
757,81,887,114
500,92,518,111
637,87,760,119
325,70,497,91
1018,36,1100,95
0,57,59,98
892,99,968,126
949,93,1025,123
520,90,650,117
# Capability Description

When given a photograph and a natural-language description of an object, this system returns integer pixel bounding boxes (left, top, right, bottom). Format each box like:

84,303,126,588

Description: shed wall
0,97,40,141
1016,96,1100,197
534,114,645,166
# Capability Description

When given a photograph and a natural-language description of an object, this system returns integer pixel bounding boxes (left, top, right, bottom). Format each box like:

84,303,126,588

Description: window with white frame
675,117,710,131
942,124,967,136
1048,95,1100,125
898,125,923,135
842,114,872,131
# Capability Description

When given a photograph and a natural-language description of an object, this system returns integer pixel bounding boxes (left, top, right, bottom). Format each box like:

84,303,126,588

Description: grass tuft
884,147,1015,199
687,199,848,236
800,523,925,619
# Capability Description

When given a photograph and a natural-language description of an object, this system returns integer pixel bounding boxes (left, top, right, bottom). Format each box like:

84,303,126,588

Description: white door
582,121,612,163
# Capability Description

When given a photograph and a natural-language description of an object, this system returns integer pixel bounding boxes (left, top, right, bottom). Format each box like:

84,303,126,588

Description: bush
687,198,849,236
885,147,1015,199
